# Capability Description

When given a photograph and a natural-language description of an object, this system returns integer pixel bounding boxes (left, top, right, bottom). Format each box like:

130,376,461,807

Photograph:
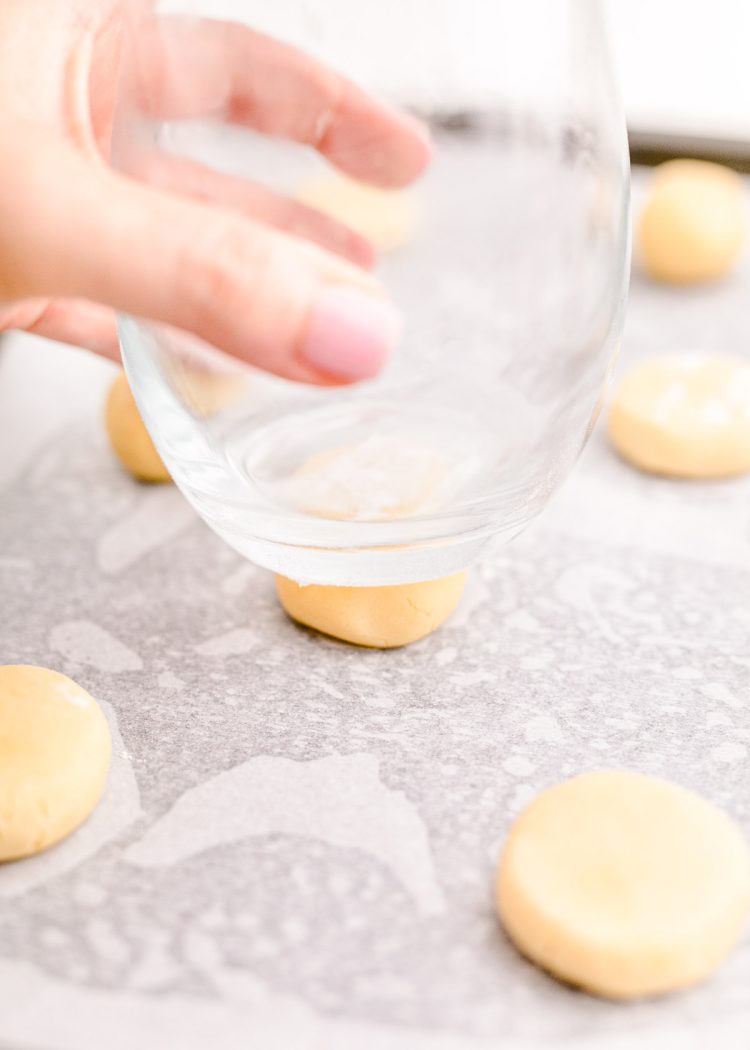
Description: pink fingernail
301,288,402,381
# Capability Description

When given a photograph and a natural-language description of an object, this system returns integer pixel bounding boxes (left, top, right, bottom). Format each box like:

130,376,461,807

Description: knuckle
177,213,306,357
311,73,348,148
179,215,259,323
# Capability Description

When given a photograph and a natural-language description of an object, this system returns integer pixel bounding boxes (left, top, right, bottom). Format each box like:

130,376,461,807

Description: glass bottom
226,399,491,523
200,399,515,585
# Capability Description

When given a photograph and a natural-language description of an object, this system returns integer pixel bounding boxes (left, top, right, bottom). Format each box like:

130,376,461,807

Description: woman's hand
0,1,431,383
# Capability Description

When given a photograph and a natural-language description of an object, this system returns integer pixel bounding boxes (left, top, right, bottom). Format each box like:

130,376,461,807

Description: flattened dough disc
497,770,750,999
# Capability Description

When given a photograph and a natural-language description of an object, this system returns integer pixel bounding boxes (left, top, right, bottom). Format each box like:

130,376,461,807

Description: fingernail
301,288,402,381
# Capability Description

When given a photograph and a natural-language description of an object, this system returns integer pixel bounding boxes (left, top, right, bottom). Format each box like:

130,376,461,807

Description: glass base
225,398,491,523
210,523,496,588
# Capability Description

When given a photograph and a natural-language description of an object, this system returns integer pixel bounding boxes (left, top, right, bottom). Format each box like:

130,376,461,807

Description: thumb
1,130,401,384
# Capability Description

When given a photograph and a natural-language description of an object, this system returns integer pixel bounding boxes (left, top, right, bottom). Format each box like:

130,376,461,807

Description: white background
607,0,750,140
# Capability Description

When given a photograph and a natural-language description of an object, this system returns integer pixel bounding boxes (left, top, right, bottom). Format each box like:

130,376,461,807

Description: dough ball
638,160,745,284
608,353,750,478
275,573,466,648
177,366,247,416
295,173,417,254
0,665,111,861
105,371,171,483
497,770,750,999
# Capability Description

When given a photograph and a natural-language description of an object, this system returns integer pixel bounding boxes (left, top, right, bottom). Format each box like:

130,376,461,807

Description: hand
0,1,431,383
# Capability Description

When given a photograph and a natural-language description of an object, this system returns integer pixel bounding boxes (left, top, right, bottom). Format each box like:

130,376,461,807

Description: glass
114,0,630,585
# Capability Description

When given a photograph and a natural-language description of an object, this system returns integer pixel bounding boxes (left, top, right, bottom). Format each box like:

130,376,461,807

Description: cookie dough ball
105,371,170,483
638,160,746,283
275,572,466,648
608,353,750,478
295,173,417,254
497,770,750,999
177,366,247,416
0,665,111,861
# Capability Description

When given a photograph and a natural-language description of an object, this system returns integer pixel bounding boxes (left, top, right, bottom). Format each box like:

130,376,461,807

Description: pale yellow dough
608,353,750,478
0,666,111,862
497,770,750,1000
176,366,247,416
638,159,745,284
275,573,466,649
105,371,171,483
277,439,454,521
295,173,417,254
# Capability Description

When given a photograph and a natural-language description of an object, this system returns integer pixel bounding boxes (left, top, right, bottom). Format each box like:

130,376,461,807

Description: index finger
131,17,432,188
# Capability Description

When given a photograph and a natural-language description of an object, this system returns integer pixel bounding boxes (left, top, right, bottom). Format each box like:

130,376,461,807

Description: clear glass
114,0,630,585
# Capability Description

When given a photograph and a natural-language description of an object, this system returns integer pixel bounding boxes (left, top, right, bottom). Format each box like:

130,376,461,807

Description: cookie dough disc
638,159,745,283
497,770,750,999
608,353,750,478
277,438,455,521
275,573,466,648
0,666,112,861
105,371,171,483
295,173,417,254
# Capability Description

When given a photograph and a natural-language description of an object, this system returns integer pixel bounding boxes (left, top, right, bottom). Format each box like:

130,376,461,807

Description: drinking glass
114,0,630,585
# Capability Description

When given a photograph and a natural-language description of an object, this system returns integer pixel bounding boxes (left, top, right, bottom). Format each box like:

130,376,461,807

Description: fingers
1,130,399,384
0,298,119,359
133,152,375,269
132,17,432,188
